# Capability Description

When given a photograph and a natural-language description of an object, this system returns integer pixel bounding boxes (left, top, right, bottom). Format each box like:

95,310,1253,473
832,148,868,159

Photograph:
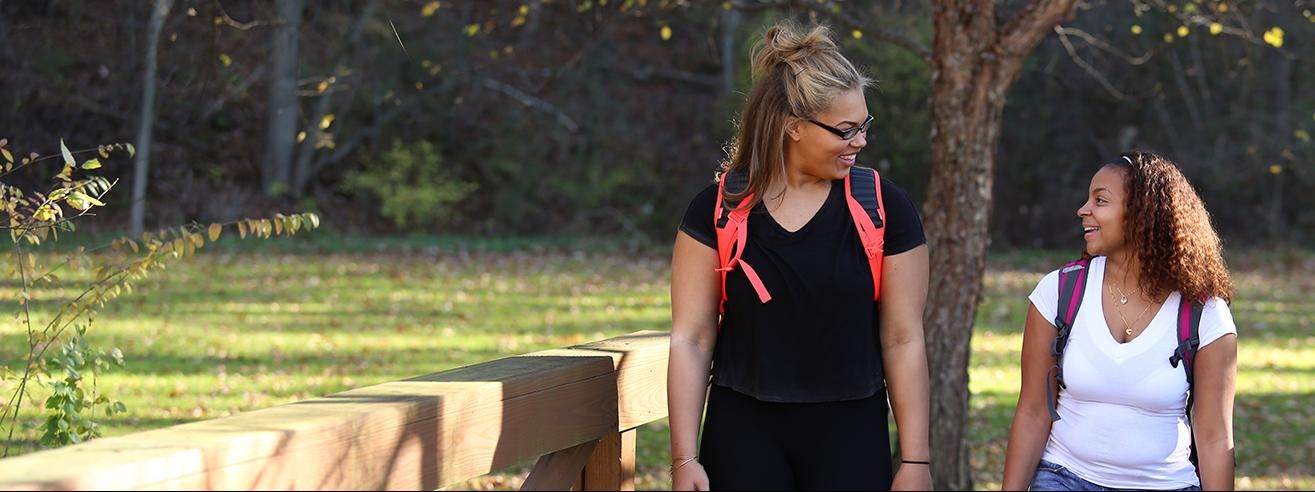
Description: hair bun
754,22,838,76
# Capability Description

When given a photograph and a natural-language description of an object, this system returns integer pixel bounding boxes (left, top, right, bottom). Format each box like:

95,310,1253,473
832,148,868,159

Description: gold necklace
1115,297,1154,336
1106,265,1152,336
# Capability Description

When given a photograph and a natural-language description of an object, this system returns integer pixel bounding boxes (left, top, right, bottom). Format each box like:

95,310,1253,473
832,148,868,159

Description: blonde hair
721,21,871,209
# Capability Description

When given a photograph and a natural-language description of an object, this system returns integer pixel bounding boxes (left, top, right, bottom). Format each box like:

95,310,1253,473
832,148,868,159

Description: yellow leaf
208,223,223,241
1163,33,1175,43
320,114,335,130
60,138,74,166
1263,27,1284,48
660,25,672,41
512,16,526,27
1167,4,1177,12
56,164,74,181
238,220,248,239
1177,26,1189,37
81,158,102,170
1269,164,1283,174
0,148,10,163
1131,25,1143,35
1217,2,1228,13
1183,3,1197,13
219,53,233,67
316,80,329,93
33,204,54,221
851,29,862,39
297,131,307,143
464,24,480,37
1209,23,1223,35
421,1,441,17
519,5,529,15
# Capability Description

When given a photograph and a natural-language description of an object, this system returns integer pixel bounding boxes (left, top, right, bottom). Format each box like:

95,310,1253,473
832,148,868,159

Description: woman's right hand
671,460,710,491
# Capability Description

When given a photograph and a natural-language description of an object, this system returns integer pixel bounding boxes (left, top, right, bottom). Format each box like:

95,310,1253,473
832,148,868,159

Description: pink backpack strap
713,173,771,317
844,167,887,300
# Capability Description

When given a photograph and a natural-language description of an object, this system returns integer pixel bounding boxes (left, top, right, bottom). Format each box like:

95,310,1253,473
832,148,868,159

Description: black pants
699,385,894,491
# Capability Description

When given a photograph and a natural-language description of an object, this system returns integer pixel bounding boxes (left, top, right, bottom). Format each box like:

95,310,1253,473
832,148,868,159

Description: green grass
1,242,1311,490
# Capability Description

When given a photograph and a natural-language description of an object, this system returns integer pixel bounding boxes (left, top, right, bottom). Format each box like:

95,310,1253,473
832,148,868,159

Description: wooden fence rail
0,330,670,491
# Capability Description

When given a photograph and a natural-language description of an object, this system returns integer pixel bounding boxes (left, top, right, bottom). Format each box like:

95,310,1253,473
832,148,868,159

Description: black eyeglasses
806,114,873,140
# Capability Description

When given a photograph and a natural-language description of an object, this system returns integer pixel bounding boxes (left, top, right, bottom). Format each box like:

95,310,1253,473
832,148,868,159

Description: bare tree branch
1054,26,1134,102
1000,0,1081,59
213,0,278,30
475,76,580,133
1054,26,1153,65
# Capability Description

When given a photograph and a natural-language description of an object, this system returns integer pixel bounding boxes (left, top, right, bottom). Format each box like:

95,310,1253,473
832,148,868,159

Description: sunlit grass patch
1,245,1310,489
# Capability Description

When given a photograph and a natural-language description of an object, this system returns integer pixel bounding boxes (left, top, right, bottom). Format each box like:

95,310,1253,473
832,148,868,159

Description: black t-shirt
678,176,926,402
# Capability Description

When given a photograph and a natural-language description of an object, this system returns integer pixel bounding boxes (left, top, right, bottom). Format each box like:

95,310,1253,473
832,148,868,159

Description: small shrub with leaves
0,138,321,456
343,139,475,228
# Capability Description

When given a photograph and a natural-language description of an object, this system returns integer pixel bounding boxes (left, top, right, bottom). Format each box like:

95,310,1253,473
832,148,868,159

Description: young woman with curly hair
1001,151,1237,491
668,21,931,491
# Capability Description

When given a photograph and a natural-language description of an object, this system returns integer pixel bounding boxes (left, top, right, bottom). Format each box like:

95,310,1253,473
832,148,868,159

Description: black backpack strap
1047,258,1091,421
846,166,883,228
716,170,750,229
1170,297,1206,474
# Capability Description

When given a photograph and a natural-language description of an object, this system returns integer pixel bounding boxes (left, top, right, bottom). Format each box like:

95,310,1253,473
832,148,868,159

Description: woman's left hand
890,464,932,491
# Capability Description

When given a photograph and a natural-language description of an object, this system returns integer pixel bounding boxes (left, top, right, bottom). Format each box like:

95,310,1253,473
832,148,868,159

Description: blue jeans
1030,459,1201,491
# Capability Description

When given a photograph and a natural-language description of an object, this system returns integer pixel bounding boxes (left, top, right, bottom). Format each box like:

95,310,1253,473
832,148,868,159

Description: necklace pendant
1125,327,1134,336
1119,295,1128,305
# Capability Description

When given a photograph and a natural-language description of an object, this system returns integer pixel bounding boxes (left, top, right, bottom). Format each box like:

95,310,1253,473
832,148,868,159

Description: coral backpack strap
713,171,771,317
844,167,886,300
1170,296,1206,474
1047,258,1091,421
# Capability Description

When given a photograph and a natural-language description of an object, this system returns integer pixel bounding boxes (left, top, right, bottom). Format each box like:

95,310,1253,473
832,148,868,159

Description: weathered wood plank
0,331,670,491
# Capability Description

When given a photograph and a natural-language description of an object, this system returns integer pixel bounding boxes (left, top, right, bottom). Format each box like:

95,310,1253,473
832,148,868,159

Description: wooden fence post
579,429,636,491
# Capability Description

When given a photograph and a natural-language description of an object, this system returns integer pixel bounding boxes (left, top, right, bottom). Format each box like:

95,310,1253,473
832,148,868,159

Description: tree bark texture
130,0,173,237
923,1,1078,489
263,0,303,195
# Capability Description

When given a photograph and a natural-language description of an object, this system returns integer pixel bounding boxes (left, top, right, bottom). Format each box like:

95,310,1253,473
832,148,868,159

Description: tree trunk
263,0,303,195
720,8,742,95
130,0,173,238
922,1,1078,488
292,0,378,197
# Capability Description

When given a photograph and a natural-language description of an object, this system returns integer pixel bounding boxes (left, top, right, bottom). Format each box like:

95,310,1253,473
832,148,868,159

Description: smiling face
786,88,869,181
1077,165,1131,258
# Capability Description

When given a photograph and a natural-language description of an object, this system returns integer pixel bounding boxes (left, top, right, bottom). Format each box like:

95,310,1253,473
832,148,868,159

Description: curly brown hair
1103,150,1234,303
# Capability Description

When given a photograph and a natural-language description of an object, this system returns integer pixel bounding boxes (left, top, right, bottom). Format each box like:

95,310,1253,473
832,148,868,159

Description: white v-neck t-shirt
1028,256,1237,489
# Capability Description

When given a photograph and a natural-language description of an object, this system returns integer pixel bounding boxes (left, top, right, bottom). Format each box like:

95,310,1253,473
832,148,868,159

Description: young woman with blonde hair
668,21,932,490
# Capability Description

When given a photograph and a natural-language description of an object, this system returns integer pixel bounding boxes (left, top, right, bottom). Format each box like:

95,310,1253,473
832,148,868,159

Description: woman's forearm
668,335,715,459
1196,434,1235,490
883,340,930,461
1001,404,1052,490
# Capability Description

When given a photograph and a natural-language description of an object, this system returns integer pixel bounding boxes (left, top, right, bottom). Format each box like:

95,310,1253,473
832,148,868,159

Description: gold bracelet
669,456,699,476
